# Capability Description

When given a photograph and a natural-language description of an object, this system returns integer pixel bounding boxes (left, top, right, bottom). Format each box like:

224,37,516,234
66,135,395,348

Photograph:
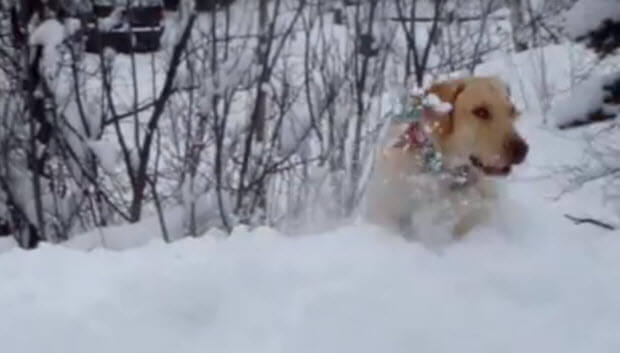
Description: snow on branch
564,0,620,39
553,72,620,129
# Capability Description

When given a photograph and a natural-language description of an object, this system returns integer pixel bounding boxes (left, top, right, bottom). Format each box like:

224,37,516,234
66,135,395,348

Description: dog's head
425,77,528,176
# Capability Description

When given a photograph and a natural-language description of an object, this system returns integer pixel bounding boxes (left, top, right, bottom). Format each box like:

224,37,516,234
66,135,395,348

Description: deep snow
1,218,619,353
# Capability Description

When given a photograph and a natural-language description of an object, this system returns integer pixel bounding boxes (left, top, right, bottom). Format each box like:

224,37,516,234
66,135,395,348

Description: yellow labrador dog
365,77,528,239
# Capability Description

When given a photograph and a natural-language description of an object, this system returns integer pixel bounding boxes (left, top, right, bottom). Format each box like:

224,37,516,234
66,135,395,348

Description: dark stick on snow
564,214,617,231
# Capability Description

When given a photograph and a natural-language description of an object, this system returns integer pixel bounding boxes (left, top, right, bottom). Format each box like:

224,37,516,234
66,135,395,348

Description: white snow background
3,2,620,353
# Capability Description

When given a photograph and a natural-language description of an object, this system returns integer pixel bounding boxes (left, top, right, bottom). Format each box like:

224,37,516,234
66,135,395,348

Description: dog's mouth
469,156,511,176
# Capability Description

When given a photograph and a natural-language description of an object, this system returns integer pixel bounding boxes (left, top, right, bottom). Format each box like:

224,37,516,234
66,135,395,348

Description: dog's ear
425,80,466,136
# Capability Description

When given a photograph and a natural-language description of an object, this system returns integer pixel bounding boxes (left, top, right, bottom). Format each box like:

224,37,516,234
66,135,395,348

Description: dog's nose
507,137,528,165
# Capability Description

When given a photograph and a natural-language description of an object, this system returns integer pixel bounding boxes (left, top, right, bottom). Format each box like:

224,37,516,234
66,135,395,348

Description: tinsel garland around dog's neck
384,93,478,190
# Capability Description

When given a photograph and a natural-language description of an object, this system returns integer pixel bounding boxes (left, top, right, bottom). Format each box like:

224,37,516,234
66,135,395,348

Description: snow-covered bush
0,0,571,248
550,0,620,217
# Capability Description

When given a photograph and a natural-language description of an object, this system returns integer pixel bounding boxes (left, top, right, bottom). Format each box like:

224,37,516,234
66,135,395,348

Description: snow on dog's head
426,77,528,176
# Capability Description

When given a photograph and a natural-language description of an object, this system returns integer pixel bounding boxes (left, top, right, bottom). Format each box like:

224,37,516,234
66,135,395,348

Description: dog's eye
473,106,490,120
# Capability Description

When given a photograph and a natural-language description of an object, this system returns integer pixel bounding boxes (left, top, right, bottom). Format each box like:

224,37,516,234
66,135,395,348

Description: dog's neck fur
429,129,472,170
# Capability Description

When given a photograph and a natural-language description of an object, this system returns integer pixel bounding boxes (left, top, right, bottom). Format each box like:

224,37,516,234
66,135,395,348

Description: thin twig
564,214,617,231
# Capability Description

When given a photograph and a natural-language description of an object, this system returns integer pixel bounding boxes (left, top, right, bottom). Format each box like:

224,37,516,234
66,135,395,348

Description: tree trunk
508,0,528,52
254,0,269,142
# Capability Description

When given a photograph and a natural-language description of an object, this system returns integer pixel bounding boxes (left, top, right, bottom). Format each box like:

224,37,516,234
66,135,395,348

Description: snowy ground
2,216,619,353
